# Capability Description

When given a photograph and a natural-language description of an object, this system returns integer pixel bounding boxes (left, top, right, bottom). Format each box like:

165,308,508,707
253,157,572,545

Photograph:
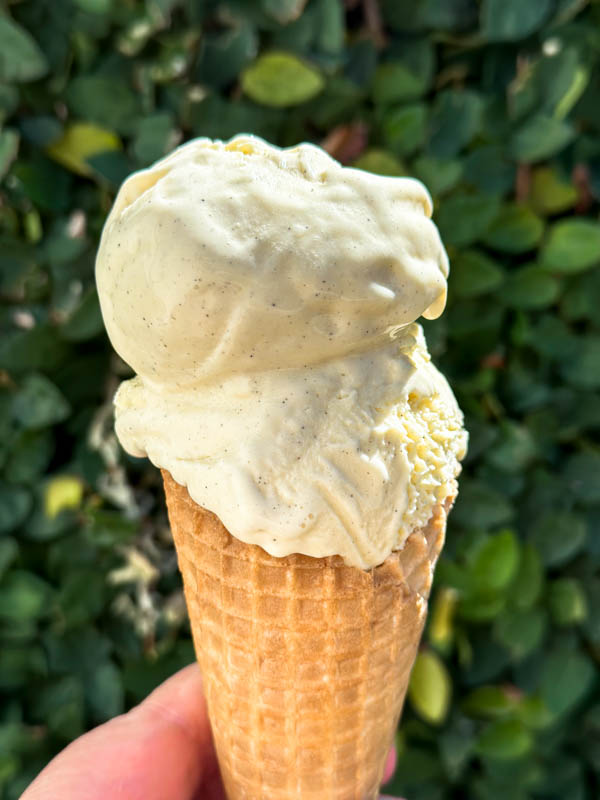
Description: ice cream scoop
96,134,466,569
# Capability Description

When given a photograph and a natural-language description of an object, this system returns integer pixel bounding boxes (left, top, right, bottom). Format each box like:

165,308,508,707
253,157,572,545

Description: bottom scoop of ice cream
96,134,467,570
115,323,466,569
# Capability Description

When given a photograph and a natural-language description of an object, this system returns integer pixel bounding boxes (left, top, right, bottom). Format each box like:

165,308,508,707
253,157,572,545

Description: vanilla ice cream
96,135,467,569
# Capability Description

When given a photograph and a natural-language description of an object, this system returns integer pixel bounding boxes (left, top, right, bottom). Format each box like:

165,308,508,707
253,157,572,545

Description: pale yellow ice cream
96,135,467,569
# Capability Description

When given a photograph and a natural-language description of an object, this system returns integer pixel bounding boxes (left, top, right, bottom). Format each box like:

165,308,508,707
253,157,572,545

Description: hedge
0,1,599,798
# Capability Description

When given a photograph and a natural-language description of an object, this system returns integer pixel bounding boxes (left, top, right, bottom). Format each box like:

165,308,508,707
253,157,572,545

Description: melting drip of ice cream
96,135,467,569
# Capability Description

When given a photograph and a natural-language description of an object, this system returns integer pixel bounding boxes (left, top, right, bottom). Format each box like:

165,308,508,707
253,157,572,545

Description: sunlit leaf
47,123,122,177
408,650,452,725
241,52,324,107
44,476,84,519
529,166,577,215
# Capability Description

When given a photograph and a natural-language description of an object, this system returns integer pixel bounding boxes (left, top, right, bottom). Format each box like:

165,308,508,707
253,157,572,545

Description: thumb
23,664,219,800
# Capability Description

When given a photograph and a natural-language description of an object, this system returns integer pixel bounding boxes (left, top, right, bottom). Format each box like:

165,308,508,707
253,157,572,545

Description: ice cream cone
162,469,455,800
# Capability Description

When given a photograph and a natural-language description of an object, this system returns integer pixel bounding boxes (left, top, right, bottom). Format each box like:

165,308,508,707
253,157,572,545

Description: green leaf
499,264,561,310
197,24,258,89
563,452,600,505
0,753,19,784
452,481,514,529
560,269,600,321
408,650,451,725
509,544,543,610
24,500,77,543
529,512,587,567
12,155,71,212
313,0,345,56
66,76,140,135
57,569,105,628
481,0,553,41
548,578,587,626
470,530,520,593
459,591,506,623
412,156,463,197
476,719,533,760
428,90,483,157
4,429,54,484
463,145,515,196
540,648,595,717
261,0,309,24
529,167,577,215
44,627,112,677
83,510,137,547
352,149,404,177
516,694,554,730
131,112,176,167
381,0,476,32
0,644,46,690
33,676,85,740
494,608,547,660
302,77,361,129
85,150,136,187
510,114,574,162
486,422,537,473
122,641,196,704
382,103,427,157
20,116,63,148
462,686,518,719
60,288,105,342
560,336,600,389
525,315,578,360
540,219,600,273
483,204,544,253
74,0,114,11
0,16,49,83
241,52,324,107
0,83,19,122
372,61,427,105
0,571,53,622
435,193,500,248
450,250,504,299
0,129,19,181
85,661,124,723
0,484,32,534
12,374,71,430
0,538,18,580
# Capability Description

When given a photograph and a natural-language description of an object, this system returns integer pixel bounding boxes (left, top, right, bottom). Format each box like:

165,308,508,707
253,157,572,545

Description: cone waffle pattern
163,470,453,800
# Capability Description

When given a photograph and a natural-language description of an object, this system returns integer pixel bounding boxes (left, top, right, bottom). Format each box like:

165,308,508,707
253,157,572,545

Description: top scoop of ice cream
96,135,466,569
96,135,449,388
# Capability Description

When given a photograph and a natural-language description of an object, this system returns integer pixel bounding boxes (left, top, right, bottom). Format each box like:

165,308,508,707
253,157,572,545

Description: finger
23,664,220,800
382,745,397,784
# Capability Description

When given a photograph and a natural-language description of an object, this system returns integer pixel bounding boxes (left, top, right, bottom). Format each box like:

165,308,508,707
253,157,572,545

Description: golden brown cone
162,469,454,800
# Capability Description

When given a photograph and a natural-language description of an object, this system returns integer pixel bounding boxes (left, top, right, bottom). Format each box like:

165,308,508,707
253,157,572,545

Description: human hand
22,664,402,799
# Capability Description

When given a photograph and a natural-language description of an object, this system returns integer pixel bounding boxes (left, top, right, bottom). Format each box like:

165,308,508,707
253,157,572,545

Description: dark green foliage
0,1,599,798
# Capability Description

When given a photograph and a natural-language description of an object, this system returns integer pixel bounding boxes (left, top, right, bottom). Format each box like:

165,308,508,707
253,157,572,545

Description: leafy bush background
1,0,599,797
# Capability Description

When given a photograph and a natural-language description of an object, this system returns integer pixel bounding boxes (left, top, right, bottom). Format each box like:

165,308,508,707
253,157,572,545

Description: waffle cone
162,470,454,800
